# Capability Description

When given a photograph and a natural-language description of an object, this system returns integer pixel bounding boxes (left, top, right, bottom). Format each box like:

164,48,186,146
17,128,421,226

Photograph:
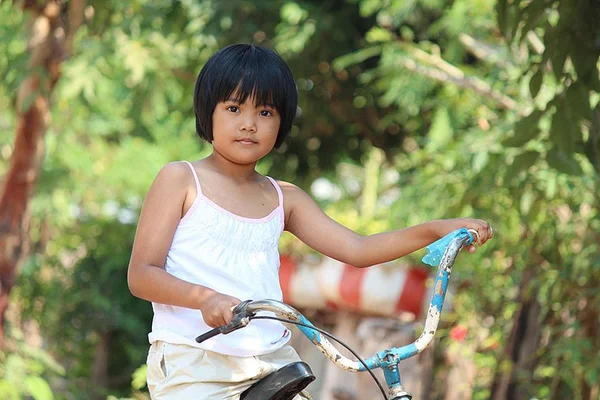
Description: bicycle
196,228,478,400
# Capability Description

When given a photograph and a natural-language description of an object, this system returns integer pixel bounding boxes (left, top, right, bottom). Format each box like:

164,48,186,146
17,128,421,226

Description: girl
127,44,493,399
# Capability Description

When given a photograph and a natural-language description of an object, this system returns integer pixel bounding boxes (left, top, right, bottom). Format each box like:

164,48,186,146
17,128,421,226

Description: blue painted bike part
421,228,474,267
196,223,477,400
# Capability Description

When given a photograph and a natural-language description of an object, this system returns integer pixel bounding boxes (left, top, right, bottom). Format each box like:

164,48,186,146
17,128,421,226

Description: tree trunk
580,300,600,400
443,341,477,400
0,0,85,343
419,342,435,400
489,267,541,400
356,318,422,400
92,330,111,400
320,312,361,400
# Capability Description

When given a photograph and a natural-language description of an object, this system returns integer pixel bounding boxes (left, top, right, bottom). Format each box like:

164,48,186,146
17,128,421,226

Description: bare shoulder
156,161,192,181
276,180,310,203
275,180,317,227
145,161,197,209
130,162,196,273
276,180,300,192
152,161,196,191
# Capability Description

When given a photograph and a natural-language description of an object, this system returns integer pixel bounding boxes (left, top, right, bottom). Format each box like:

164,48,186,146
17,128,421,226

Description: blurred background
1,0,599,399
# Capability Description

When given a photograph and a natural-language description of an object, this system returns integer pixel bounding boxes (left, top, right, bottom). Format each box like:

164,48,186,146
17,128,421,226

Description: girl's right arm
127,162,239,327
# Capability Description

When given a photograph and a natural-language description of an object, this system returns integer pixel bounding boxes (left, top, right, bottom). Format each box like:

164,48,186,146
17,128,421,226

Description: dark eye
260,110,273,117
227,106,239,113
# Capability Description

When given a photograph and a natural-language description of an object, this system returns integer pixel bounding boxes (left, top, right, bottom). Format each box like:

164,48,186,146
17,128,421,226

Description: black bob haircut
193,44,298,148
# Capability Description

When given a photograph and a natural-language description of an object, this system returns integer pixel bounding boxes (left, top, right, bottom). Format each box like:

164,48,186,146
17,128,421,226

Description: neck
205,150,258,181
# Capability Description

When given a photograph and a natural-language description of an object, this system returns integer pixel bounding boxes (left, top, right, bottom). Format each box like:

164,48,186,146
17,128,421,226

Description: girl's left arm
281,182,492,268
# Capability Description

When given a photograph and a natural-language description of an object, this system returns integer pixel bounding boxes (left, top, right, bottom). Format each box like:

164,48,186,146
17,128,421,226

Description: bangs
214,49,287,111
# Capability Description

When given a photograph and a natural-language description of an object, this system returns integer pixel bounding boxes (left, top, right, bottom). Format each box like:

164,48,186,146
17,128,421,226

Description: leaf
495,0,509,41
518,0,549,43
280,2,308,25
503,110,543,147
508,0,522,43
472,152,489,173
544,174,557,199
21,346,65,375
529,69,543,98
505,150,540,183
549,36,568,81
549,105,577,154
131,364,148,390
570,45,600,92
0,381,20,399
24,376,53,400
565,82,591,120
520,188,536,215
358,0,382,17
365,27,393,43
546,146,583,175
585,367,599,387
427,107,453,150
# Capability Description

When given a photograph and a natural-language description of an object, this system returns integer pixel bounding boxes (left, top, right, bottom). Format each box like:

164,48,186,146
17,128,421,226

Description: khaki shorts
147,341,309,399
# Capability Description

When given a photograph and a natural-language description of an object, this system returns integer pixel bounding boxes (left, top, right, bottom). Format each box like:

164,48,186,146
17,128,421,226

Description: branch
64,0,86,57
458,33,514,69
397,45,521,113
171,68,196,82
526,31,545,55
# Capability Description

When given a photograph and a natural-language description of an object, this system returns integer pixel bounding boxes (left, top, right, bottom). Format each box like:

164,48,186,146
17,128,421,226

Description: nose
239,114,257,132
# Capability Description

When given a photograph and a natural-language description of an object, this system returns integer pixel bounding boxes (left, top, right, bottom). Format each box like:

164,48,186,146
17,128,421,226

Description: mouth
236,138,258,145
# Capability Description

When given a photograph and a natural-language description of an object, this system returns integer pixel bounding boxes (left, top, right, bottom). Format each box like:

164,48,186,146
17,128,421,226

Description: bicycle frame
196,230,475,400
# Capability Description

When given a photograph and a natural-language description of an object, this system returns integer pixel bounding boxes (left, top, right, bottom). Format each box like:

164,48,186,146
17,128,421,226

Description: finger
476,220,489,244
210,312,226,328
480,219,493,242
467,229,480,245
223,308,234,325
469,224,482,245
229,298,242,313
207,318,219,328
214,313,225,327
467,245,476,253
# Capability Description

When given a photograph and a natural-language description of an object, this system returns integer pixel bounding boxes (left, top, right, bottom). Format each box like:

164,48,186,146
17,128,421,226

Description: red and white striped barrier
279,255,434,319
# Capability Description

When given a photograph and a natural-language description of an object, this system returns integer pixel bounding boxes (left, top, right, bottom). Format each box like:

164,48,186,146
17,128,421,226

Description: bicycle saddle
240,361,316,400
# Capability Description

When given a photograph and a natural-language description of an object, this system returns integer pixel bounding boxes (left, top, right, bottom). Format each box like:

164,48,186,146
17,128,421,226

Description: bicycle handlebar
195,327,223,343
195,229,476,399
195,301,254,343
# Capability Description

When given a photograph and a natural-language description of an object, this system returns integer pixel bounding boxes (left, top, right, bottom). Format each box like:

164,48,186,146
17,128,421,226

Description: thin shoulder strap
266,176,283,208
181,161,202,195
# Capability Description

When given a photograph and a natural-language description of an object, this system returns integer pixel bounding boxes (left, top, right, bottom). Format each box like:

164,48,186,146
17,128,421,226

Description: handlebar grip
195,301,255,344
195,326,224,343
467,228,479,244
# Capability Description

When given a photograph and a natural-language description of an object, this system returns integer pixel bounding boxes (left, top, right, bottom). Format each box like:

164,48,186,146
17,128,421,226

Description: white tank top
148,161,291,356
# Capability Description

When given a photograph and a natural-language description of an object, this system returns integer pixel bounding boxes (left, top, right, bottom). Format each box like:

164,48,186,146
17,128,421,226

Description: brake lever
232,299,255,318
220,300,256,334
195,300,256,343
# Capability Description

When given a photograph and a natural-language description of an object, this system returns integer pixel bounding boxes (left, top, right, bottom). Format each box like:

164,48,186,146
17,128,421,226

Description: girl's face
211,94,281,166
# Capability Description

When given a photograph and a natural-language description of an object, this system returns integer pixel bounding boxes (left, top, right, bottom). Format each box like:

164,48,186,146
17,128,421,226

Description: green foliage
1,0,599,398
497,0,600,174
0,326,64,400
302,0,599,397
18,217,152,396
